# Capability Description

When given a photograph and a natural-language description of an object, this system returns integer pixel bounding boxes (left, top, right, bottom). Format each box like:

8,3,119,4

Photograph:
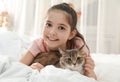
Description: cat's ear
78,44,89,57
78,44,85,51
58,48,66,56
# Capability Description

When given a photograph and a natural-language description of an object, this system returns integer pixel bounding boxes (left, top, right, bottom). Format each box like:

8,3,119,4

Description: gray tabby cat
58,45,87,74
32,45,88,74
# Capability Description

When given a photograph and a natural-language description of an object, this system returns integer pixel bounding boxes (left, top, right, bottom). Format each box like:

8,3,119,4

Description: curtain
0,0,120,54
81,0,120,54
96,0,120,54
0,0,36,37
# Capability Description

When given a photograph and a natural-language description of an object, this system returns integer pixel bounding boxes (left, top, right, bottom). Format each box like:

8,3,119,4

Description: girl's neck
44,42,66,51
43,38,67,51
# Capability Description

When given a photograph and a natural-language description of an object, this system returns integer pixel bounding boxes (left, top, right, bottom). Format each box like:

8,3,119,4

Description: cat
58,45,87,74
32,44,88,74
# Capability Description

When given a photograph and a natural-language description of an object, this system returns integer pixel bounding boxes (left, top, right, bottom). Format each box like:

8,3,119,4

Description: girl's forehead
48,9,69,17
48,9,64,12
46,10,71,26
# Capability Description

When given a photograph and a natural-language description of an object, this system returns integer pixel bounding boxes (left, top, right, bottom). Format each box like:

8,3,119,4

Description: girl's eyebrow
59,24,68,28
46,20,51,23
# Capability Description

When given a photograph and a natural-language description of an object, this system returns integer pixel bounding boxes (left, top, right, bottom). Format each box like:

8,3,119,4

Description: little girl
20,3,97,79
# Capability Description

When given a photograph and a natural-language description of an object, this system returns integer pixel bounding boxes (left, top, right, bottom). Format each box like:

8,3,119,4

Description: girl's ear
68,29,77,40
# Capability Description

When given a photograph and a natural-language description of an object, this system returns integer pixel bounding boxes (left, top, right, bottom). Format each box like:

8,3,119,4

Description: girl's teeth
49,37,56,40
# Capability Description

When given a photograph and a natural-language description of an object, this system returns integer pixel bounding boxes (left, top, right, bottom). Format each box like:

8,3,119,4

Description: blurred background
0,0,120,54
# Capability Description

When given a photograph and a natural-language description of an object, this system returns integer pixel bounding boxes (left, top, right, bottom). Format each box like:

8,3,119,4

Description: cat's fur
32,45,88,74
58,45,87,74
31,51,61,67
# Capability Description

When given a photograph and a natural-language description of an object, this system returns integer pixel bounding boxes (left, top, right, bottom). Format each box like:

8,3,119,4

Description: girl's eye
58,26,65,30
46,23,52,27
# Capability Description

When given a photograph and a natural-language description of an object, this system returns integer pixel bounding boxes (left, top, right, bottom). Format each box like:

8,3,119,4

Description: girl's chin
45,41,58,49
47,45,58,51
46,40,57,45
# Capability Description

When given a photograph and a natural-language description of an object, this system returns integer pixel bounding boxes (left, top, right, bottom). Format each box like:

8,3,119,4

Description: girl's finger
85,57,95,67
30,62,44,71
84,69,97,80
84,64,94,70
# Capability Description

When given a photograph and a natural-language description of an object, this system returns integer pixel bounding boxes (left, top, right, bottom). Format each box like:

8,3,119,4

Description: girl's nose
49,28,57,36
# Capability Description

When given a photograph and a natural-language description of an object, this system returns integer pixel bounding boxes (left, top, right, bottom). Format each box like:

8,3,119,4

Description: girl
20,3,97,79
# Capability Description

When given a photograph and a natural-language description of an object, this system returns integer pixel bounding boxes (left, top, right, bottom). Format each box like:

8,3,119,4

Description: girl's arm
74,37,97,79
20,51,34,65
20,51,44,71
84,55,97,80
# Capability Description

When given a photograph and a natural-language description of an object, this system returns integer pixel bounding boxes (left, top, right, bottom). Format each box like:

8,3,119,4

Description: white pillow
91,53,120,82
0,30,23,60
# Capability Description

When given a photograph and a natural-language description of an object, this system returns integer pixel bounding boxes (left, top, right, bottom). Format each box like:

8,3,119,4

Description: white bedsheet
0,54,120,82
92,53,120,82
0,56,96,82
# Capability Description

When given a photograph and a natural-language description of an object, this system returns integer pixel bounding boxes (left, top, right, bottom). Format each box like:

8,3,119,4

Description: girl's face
43,10,75,50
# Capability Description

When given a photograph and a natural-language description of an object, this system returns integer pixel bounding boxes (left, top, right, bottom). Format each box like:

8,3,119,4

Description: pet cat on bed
32,45,87,74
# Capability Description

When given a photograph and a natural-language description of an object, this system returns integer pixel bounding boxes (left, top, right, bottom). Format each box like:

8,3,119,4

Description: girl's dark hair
48,3,88,50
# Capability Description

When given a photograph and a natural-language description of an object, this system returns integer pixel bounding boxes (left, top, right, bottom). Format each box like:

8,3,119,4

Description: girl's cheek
44,28,49,33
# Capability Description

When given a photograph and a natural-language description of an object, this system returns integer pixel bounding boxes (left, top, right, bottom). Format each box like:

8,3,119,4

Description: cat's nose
73,63,76,65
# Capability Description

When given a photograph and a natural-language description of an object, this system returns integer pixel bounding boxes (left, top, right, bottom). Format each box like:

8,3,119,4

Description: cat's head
58,45,88,73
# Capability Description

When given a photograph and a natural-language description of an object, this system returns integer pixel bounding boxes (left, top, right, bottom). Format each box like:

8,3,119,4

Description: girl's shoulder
34,37,43,42
29,37,48,57
33,37,48,51
32,38,44,48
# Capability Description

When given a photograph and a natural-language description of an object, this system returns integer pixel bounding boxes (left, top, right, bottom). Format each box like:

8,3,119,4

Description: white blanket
92,54,120,82
0,56,96,82
30,66,96,82
0,54,120,82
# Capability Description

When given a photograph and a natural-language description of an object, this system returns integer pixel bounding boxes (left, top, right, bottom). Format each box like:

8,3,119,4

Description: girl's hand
30,62,44,71
84,56,97,80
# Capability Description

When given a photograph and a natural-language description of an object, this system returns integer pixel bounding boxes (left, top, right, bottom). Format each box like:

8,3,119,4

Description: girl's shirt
29,37,88,57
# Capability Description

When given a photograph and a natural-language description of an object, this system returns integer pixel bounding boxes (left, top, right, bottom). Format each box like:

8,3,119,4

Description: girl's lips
47,36,59,41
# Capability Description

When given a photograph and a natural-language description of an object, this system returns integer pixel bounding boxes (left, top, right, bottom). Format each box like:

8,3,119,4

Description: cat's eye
65,58,72,64
77,57,83,62
77,57,81,60
67,58,71,61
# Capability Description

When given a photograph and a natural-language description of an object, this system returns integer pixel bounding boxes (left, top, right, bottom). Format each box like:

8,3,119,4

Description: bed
0,30,120,82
